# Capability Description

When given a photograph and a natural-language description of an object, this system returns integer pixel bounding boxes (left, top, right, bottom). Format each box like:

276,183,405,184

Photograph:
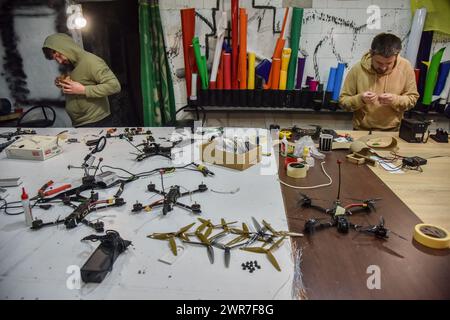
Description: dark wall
81,0,143,126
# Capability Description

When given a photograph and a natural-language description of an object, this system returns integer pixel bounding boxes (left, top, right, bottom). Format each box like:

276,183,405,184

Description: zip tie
210,188,240,194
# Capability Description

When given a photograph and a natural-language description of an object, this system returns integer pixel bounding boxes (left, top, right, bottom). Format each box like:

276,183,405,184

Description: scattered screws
241,260,261,273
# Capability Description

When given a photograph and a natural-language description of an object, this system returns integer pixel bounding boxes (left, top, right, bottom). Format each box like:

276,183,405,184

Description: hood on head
42,33,83,64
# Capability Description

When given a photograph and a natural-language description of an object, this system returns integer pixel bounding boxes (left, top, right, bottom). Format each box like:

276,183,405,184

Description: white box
5,135,62,161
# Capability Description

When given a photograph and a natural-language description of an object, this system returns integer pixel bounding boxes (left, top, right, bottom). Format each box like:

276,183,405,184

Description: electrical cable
278,161,333,189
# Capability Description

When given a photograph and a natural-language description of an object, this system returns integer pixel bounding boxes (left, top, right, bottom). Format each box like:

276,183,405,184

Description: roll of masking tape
413,224,450,249
287,162,308,178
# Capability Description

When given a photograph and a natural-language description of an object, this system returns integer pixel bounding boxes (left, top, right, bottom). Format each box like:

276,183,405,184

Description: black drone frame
125,135,181,162
106,127,153,141
31,138,131,232
299,160,389,239
132,171,207,215
31,186,126,232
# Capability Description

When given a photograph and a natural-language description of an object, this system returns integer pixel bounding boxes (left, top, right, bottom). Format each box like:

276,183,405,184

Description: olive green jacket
43,33,121,126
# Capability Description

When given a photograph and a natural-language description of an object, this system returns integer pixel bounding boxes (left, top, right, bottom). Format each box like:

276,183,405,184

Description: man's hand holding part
60,78,86,95
362,91,378,104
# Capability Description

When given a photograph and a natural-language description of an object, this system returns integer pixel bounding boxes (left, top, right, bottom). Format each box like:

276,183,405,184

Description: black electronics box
402,156,427,167
399,118,429,143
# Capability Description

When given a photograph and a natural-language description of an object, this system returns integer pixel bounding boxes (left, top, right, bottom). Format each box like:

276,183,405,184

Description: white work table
0,127,296,300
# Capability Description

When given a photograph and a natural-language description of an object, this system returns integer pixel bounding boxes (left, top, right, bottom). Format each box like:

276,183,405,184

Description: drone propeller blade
196,232,211,245
266,250,282,271
178,233,190,242
197,217,208,224
196,219,210,233
240,247,267,254
269,236,286,251
252,217,263,233
204,226,213,238
368,202,377,212
169,237,178,256
224,247,231,268
148,233,172,240
206,246,214,264
178,222,196,234
390,230,408,241
226,235,245,246
379,216,385,227
262,220,277,234
281,231,304,237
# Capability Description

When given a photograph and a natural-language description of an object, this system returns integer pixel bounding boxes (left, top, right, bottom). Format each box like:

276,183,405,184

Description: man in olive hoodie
42,33,121,127
339,33,419,131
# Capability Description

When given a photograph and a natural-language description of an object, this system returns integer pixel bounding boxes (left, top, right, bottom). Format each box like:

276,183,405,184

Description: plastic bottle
302,147,309,161
21,187,33,226
281,136,288,157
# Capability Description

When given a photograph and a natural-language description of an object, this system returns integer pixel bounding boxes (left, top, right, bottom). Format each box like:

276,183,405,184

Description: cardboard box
5,135,62,161
200,140,262,171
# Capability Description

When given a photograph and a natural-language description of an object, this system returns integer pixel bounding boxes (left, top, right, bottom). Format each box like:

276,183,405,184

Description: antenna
159,169,165,193
336,160,342,201
92,157,103,177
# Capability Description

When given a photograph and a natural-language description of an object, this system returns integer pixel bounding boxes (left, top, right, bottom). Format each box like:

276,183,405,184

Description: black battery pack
80,230,131,283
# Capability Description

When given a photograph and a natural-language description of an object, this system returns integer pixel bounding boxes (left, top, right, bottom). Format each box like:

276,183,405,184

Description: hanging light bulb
74,15,87,29
67,4,87,30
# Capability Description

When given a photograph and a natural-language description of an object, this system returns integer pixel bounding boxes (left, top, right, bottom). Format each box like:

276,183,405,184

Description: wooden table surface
342,130,450,231
279,131,450,299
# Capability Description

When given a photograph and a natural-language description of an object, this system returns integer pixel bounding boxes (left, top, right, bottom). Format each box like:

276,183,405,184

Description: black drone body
31,138,129,232
299,160,388,239
31,189,125,232
136,141,174,161
132,172,207,215
106,127,153,141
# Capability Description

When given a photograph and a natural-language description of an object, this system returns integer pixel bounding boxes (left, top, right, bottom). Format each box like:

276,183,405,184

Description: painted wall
159,0,450,112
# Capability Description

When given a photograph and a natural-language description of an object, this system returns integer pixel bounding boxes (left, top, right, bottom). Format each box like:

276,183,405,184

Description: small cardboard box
200,140,262,171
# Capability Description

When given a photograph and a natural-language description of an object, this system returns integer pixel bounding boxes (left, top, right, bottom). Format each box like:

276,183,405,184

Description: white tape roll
287,162,308,178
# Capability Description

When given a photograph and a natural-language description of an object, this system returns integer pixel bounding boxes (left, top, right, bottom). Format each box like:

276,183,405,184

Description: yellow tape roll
413,224,450,249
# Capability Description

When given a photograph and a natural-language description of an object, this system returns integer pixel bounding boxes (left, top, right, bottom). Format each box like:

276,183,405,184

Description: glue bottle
21,187,33,227
280,136,288,157
302,147,309,161
303,147,314,168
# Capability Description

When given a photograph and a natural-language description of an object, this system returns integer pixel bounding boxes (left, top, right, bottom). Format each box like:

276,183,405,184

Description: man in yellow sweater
339,33,419,131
